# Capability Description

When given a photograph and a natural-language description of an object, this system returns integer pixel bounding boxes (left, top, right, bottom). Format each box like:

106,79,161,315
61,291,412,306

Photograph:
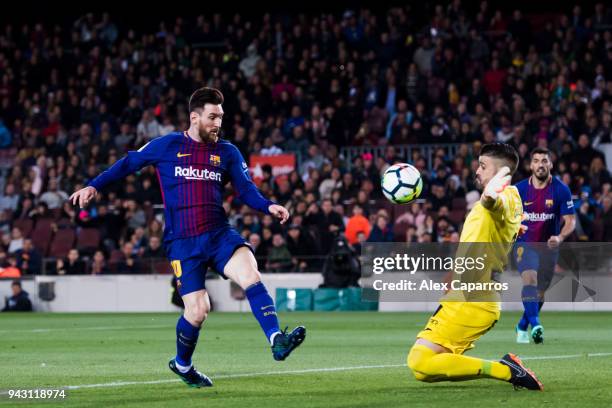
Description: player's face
192,104,224,142
475,155,498,189
530,153,552,181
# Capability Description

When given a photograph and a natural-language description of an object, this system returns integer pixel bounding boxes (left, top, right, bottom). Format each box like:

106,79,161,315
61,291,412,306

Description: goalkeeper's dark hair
189,87,224,113
479,143,519,174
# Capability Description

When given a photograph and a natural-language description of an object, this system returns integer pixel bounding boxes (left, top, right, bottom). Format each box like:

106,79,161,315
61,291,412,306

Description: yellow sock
407,344,511,382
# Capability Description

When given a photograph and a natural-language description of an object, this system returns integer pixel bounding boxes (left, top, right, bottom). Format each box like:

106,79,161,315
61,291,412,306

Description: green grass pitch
1,311,611,407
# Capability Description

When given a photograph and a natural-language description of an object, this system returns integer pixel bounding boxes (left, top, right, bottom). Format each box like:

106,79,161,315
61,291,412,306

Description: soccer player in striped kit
513,147,575,344
70,87,306,388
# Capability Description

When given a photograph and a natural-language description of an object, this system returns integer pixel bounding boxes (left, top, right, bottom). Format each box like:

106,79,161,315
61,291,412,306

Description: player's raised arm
228,146,289,223
69,137,164,208
481,166,511,210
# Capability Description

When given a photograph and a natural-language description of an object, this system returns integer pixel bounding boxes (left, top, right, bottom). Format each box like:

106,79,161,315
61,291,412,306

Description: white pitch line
1,352,610,394
0,325,173,334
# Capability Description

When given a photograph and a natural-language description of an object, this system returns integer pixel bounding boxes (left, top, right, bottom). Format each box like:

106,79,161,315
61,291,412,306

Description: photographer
321,236,361,288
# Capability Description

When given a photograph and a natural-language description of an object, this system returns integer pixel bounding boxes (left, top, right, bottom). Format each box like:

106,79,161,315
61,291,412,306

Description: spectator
286,224,317,271
345,204,371,245
39,178,69,210
304,199,343,254
116,242,142,273
367,214,394,242
143,236,166,259
266,233,293,272
248,232,267,270
57,249,87,275
14,239,42,275
8,227,24,254
136,110,162,144
0,184,19,213
2,280,32,312
90,250,109,275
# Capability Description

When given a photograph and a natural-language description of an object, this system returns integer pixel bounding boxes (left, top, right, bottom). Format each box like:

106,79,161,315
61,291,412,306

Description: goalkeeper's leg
407,339,511,382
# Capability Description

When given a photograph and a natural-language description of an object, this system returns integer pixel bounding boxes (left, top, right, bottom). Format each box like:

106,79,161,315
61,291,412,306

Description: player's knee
184,303,209,326
521,270,537,286
238,268,262,289
407,347,429,379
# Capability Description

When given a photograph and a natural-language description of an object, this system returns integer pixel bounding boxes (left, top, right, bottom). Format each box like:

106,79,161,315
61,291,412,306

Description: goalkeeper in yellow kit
407,143,543,391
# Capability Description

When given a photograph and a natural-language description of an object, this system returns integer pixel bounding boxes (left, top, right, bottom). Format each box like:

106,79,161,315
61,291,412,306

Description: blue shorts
514,243,559,292
164,226,251,296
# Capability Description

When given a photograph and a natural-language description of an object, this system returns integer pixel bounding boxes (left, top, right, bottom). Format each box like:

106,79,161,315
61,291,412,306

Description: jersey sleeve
558,183,575,215
228,145,275,214
88,137,165,191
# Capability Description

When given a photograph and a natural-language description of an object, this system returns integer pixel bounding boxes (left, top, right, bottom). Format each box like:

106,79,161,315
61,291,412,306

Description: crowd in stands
1,2,612,275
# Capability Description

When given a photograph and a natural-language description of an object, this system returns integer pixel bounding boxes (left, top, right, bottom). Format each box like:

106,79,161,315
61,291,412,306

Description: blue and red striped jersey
88,131,274,242
515,176,575,243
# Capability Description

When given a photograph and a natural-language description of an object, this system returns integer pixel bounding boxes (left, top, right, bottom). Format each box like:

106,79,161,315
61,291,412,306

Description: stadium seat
55,217,72,229
592,220,604,241
48,229,76,258
151,259,173,274
13,219,34,238
108,250,125,272
31,220,55,255
33,218,54,234
76,228,101,255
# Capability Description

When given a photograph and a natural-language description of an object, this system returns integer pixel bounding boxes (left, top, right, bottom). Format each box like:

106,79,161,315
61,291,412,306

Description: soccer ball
381,163,423,204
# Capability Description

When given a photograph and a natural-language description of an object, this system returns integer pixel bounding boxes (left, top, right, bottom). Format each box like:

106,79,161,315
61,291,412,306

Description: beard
534,168,550,182
197,123,219,143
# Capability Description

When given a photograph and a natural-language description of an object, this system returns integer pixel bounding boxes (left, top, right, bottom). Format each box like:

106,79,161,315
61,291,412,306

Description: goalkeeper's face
475,155,500,190
193,104,224,142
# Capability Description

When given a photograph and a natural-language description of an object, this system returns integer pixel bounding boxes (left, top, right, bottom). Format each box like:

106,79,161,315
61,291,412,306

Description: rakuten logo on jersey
524,212,555,222
174,166,222,182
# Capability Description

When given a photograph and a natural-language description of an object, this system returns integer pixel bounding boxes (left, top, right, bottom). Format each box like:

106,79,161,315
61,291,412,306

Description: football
381,163,423,204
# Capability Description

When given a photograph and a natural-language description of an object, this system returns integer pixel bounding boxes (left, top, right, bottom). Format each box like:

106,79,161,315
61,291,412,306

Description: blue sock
522,285,541,328
245,282,280,343
175,315,200,367
517,312,529,331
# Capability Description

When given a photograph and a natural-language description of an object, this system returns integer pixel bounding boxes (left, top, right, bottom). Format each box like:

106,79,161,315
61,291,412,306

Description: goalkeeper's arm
481,166,511,210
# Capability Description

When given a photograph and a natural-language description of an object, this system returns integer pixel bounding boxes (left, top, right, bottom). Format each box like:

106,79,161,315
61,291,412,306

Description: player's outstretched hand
69,186,98,208
547,235,562,249
483,166,511,200
269,204,289,224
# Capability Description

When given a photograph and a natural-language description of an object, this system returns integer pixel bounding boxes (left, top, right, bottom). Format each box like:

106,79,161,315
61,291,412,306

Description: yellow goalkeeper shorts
416,301,500,355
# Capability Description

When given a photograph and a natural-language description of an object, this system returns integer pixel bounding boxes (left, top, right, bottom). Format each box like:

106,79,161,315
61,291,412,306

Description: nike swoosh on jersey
524,201,533,206
177,153,192,158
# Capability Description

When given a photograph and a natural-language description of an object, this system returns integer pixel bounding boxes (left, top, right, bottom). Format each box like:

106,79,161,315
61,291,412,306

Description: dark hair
188,87,224,112
11,280,21,288
530,147,551,159
479,143,519,174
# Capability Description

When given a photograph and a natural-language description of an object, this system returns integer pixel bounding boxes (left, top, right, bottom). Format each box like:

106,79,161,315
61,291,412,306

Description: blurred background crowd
1,1,612,276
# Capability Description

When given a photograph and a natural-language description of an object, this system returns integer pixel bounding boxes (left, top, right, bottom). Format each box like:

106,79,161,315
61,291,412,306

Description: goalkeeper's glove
483,166,511,200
